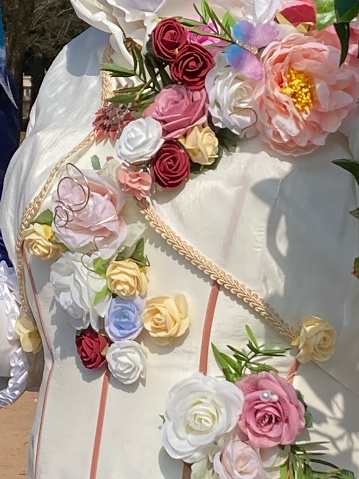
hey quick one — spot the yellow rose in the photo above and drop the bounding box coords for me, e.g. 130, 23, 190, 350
292, 316, 337, 364
22, 223, 61, 260
106, 259, 148, 298
15, 313, 42, 353
143, 294, 190, 346
180, 126, 219, 165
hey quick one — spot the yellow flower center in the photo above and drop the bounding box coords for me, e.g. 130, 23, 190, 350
281, 68, 315, 114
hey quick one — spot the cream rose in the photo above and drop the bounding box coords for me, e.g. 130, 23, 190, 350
180, 126, 219, 166
22, 224, 61, 261
293, 316, 337, 363
106, 340, 147, 385
106, 259, 148, 299
15, 313, 42, 353
142, 294, 189, 345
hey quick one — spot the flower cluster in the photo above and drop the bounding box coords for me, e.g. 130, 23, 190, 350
161, 326, 350, 479
24, 160, 190, 386
98, 0, 359, 196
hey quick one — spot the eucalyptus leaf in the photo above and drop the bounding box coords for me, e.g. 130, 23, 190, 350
333, 159, 359, 184
313, 0, 337, 29
32, 209, 54, 226
91, 155, 101, 171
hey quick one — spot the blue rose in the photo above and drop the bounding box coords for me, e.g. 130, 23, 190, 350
105, 296, 144, 342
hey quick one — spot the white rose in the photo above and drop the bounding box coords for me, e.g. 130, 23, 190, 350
106, 340, 147, 385
242, 0, 281, 24
206, 55, 257, 138
261, 446, 289, 479
161, 373, 244, 463
116, 117, 164, 165
50, 252, 111, 330
191, 458, 219, 479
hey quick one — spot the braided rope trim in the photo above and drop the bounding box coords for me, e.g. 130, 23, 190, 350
139, 199, 299, 343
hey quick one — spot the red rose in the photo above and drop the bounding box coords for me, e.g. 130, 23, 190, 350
75, 328, 110, 369
152, 18, 189, 62
170, 43, 215, 91
152, 141, 191, 188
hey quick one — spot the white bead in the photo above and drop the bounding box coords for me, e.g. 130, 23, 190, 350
270, 394, 279, 402
260, 390, 271, 401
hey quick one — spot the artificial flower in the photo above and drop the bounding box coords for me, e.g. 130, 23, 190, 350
278, 0, 316, 26
105, 296, 144, 342
161, 373, 244, 463
226, 21, 278, 80
75, 328, 110, 369
293, 316, 337, 363
15, 313, 42, 353
205, 55, 257, 137
180, 126, 219, 166
52, 170, 127, 259
192, 458, 219, 479
152, 18, 189, 61
93, 102, 134, 142
213, 429, 266, 479
106, 340, 147, 385
116, 117, 164, 165
143, 85, 208, 139
188, 21, 224, 51
255, 33, 359, 156
50, 252, 111, 331
142, 294, 189, 345
170, 43, 215, 91
106, 259, 148, 299
237, 371, 305, 448
151, 141, 191, 188
117, 164, 152, 200
242, 0, 282, 25
22, 223, 61, 261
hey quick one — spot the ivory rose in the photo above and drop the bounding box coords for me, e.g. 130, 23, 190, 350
293, 316, 337, 363
142, 294, 189, 345
255, 33, 359, 156
15, 313, 42, 353
22, 224, 61, 260
117, 164, 152, 200
143, 85, 208, 139
161, 373, 244, 463
106, 259, 148, 299
237, 372, 305, 448
52, 171, 127, 259
107, 340, 147, 385
180, 126, 219, 166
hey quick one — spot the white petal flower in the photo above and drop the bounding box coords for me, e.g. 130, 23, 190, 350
242, 0, 282, 24
107, 340, 147, 385
116, 117, 164, 165
206, 55, 258, 138
50, 252, 111, 330
162, 373, 244, 463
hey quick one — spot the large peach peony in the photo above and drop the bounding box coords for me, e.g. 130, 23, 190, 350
255, 33, 359, 156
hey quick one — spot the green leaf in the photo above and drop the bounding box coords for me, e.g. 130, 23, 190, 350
334, 22, 350, 65
353, 257, 359, 279
102, 62, 135, 77
94, 285, 111, 306
130, 238, 148, 267
179, 18, 207, 27
91, 155, 101, 171
109, 94, 137, 104
349, 207, 359, 219
93, 257, 110, 277
335, 0, 359, 22
305, 409, 314, 428
313, 0, 337, 29
200, 0, 210, 22
144, 54, 161, 91
217, 127, 238, 151
212, 343, 232, 375
333, 159, 359, 184
32, 209, 54, 226
222, 11, 236, 30
245, 325, 259, 348
132, 45, 147, 81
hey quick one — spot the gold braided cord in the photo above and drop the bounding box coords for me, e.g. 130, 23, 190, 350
139, 200, 299, 343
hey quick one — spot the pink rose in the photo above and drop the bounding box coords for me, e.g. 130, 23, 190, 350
188, 21, 224, 53
52, 171, 127, 258
237, 372, 305, 448
117, 164, 152, 200
279, 0, 316, 25
143, 85, 208, 139
255, 33, 359, 156
213, 430, 265, 479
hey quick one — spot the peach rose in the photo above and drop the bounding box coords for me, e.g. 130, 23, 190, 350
293, 316, 337, 363
117, 164, 152, 200
22, 224, 61, 260
255, 33, 359, 156
106, 259, 148, 299
15, 313, 42, 353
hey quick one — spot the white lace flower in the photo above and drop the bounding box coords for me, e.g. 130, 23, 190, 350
107, 341, 147, 385
116, 117, 164, 165
50, 252, 111, 331
162, 373, 244, 463
206, 55, 257, 138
